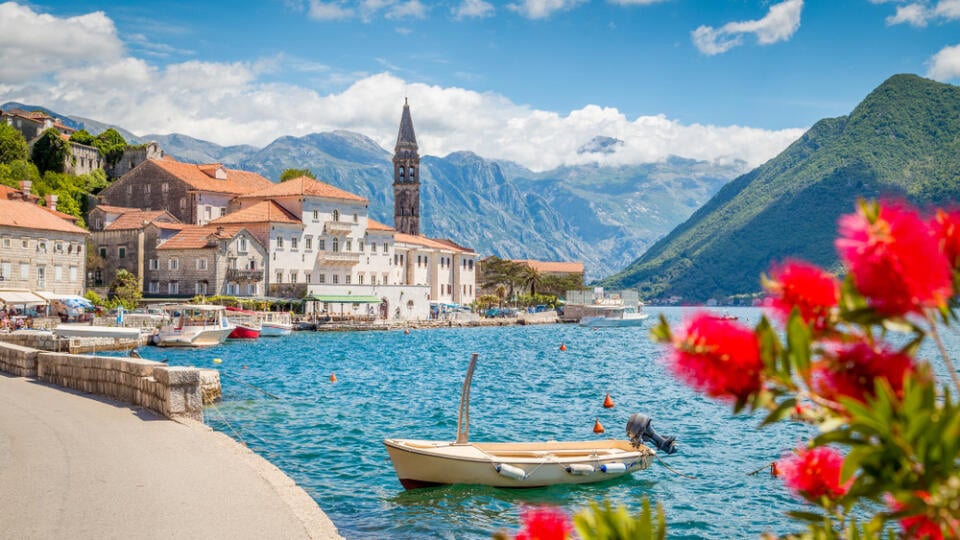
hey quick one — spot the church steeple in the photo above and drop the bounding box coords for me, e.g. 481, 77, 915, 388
393, 98, 420, 235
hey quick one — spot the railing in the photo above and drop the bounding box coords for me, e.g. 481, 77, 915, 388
226, 269, 264, 282
316, 251, 360, 266
324, 220, 353, 234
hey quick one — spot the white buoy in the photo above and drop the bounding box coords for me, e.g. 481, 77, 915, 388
600, 462, 627, 473
495, 463, 526, 480
565, 464, 595, 475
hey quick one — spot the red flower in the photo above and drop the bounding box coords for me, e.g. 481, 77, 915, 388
836, 201, 952, 316
887, 492, 958, 540
514, 507, 571, 540
812, 342, 914, 404
933, 209, 960, 270
778, 446, 850, 501
669, 312, 763, 400
765, 260, 839, 330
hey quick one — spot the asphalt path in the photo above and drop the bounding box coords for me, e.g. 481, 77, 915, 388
0, 373, 342, 540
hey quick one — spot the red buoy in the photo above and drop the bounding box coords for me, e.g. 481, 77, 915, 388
593, 418, 605, 434
330, 372, 337, 383
603, 393, 615, 408
770, 462, 779, 477
559, 343, 567, 351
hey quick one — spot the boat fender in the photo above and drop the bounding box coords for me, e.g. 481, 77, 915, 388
565, 464, 595, 475
600, 462, 627, 473
495, 463, 526, 480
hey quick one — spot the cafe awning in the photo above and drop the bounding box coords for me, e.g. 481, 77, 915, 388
0, 290, 47, 305
304, 294, 382, 304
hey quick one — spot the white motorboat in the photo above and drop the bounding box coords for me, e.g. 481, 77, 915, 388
154, 305, 235, 347
579, 310, 650, 328
384, 354, 677, 489
258, 310, 293, 337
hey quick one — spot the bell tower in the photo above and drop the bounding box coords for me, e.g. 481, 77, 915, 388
393, 98, 420, 236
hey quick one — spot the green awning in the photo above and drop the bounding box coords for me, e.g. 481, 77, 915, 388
304, 294, 383, 304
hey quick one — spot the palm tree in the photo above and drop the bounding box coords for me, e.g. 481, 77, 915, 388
519, 266, 543, 297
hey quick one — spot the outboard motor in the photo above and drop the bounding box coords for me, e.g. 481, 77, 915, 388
626, 413, 678, 455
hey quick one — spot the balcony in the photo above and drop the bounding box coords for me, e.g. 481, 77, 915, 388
324, 220, 353, 234
316, 251, 360, 266
226, 269, 264, 282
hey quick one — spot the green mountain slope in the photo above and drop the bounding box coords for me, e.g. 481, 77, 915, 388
600, 74, 960, 301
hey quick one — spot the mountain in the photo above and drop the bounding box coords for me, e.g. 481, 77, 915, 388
600, 74, 960, 301
1, 102, 743, 280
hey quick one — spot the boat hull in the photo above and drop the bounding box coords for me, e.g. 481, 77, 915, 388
384, 438, 654, 489
155, 326, 234, 347
228, 324, 261, 339
580, 314, 650, 327
259, 322, 293, 337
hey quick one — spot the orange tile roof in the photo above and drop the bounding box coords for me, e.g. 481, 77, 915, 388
0, 199, 88, 235
366, 218, 395, 232
91, 204, 142, 214
157, 224, 250, 250
104, 210, 178, 231
209, 200, 300, 225
237, 176, 367, 203
149, 158, 274, 195
395, 232, 474, 253
0, 185, 18, 197
44, 207, 79, 223
514, 259, 585, 274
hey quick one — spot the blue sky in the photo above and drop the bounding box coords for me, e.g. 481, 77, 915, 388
1, 0, 959, 171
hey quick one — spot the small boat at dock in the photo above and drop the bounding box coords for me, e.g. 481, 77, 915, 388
225, 307, 261, 339
153, 305, 235, 347
258, 310, 293, 337
384, 353, 677, 489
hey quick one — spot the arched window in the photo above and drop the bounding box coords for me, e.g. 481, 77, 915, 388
333, 237, 340, 253
333, 209, 340, 222
399, 166, 405, 181
410, 167, 416, 181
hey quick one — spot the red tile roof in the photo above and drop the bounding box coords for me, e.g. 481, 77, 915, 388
157, 224, 249, 250
0, 199, 88, 235
395, 232, 474, 253
209, 200, 300, 225
91, 204, 142, 215
237, 176, 367, 203
514, 260, 585, 274
149, 158, 274, 195
366, 218, 395, 232
104, 210, 178, 231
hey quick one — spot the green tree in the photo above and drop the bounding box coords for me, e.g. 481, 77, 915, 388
93, 128, 127, 168
280, 168, 315, 181
480, 257, 527, 303
108, 269, 142, 310
0, 123, 28, 164
69, 129, 96, 146
519, 265, 543, 297
0, 159, 40, 189
31, 128, 69, 175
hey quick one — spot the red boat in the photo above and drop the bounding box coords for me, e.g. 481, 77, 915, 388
225, 306, 262, 339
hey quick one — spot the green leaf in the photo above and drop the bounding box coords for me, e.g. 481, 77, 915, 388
761, 397, 797, 427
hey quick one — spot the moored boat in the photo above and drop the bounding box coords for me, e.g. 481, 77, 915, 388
225, 307, 261, 339
258, 310, 293, 337
154, 305, 235, 347
384, 354, 677, 489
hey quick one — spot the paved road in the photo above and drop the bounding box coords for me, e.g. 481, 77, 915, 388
0, 374, 343, 540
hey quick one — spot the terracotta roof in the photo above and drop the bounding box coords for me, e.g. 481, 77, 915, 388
0, 185, 18, 197
0, 199, 88, 235
395, 232, 473, 253
514, 260, 585, 274
366, 218, 395, 232
209, 200, 300, 225
91, 204, 142, 215
157, 224, 248, 250
104, 210, 178, 231
237, 176, 367, 203
149, 158, 274, 195
44, 207, 79, 223
152, 222, 189, 231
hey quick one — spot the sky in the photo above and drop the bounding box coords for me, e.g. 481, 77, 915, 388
1, 0, 959, 172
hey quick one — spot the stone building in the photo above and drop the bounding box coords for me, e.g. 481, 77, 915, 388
86, 208, 184, 290
153, 225, 267, 298
108, 142, 164, 179
98, 157, 274, 226
0, 197, 88, 295
1, 108, 75, 141
393, 99, 420, 236
66, 141, 106, 176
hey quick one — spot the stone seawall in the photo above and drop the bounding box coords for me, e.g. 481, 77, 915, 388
0, 330, 150, 354
0, 342, 210, 421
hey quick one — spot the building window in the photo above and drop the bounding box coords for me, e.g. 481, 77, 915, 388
345, 239, 352, 252
305, 237, 312, 251
195, 282, 208, 295
1, 237, 9, 248
55, 242, 63, 253
127, 185, 133, 195
54, 265, 62, 281
180, 198, 186, 210
291, 237, 298, 251
468, 260, 474, 270
220, 208, 226, 217
353, 213, 358, 223
69, 266, 77, 281
332, 238, 339, 253
204, 207, 211, 220
168, 258, 179, 270
290, 271, 297, 284
247, 283, 257, 296
149, 281, 159, 293
312, 209, 319, 222
382, 273, 389, 285
37, 240, 47, 253
144, 184, 151, 194
99, 247, 107, 258
20, 263, 28, 280
36, 266, 45, 288
318, 274, 325, 284
196, 258, 208, 270
168, 281, 179, 295
149, 259, 159, 270
332, 274, 339, 284
162, 182, 169, 193
276, 271, 283, 284
318, 239, 325, 251
1, 262, 10, 280
345, 275, 351, 285
359, 241, 364, 252
305, 273, 311, 284
358, 274, 364, 285
118, 247, 126, 259
383, 242, 388, 253
277, 236, 284, 250
333, 209, 340, 222
239, 238, 248, 253
371, 242, 377, 253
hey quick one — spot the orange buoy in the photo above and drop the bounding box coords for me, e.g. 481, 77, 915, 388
603, 393, 615, 408
770, 462, 779, 477
330, 372, 337, 383
559, 343, 567, 351
593, 418, 605, 434
242, 365, 248, 370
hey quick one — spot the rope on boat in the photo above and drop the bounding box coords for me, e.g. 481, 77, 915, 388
654, 455, 696, 479
219, 371, 280, 400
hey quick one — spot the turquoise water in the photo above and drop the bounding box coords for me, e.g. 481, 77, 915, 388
128, 307, 956, 539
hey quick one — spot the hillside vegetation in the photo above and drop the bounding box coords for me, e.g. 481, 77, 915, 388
600, 74, 960, 301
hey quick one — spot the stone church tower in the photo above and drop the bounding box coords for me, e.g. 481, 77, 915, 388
393, 98, 420, 236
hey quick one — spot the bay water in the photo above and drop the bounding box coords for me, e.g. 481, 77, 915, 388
130, 306, 958, 539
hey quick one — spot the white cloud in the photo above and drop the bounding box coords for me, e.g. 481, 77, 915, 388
692, 0, 803, 55
308, 0, 354, 20
607, 0, 668, 5
0, 2, 804, 173
926, 43, 960, 80
385, 0, 427, 19
453, 0, 495, 19
507, 0, 588, 19
882, 0, 960, 26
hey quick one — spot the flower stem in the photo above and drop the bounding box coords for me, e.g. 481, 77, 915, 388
926, 313, 960, 395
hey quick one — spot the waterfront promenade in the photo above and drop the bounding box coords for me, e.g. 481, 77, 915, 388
0, 374, 342, 540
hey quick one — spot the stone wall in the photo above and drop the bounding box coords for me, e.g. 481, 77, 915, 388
0, 330, 149, 353
0, 342, 209, 421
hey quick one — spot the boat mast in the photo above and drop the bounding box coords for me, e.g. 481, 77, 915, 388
456, 353, 479, 444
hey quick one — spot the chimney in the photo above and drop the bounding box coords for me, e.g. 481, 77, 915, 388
216, 226, 225, 236
45, 194, 58, 212
19, 180, 32, 198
